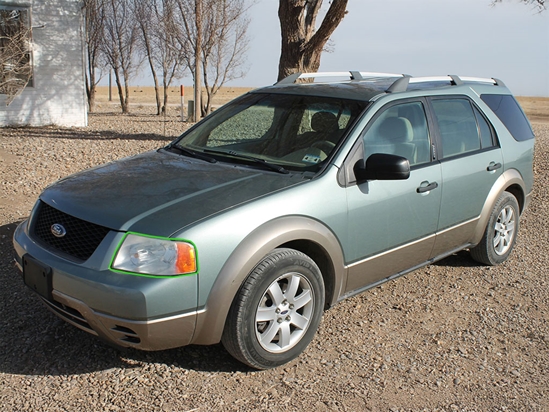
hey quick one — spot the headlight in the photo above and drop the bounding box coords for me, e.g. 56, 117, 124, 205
111, 233, 197, 276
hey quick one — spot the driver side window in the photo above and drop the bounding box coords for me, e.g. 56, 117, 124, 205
362, 101, 431, 166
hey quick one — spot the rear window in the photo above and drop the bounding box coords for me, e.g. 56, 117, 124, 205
480, 94, 534, 141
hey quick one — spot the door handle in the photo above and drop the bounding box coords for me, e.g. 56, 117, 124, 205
417, 181, 438, 193
487, 162, 502, 172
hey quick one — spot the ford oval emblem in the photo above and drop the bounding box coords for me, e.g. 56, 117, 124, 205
51, 223, 67, 238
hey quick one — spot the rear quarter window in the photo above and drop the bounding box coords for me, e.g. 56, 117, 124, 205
480, 94, 534, 142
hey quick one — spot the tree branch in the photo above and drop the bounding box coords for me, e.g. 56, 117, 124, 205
304, 0, 348, 55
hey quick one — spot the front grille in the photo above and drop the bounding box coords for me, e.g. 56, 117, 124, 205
32, 201, 111, 262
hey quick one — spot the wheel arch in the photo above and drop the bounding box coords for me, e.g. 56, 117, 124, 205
190, 216, 346, 345
471, 168, 526, 246
279, 239, 337, 310
504, 183, 526, 214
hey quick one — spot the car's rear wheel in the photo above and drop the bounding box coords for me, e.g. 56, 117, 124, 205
470, 191, 520, 265
222, 248, 325, 369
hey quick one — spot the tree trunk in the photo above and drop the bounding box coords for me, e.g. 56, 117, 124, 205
277, 0, 348, 82
163, 87, 169, 114
123, 79, 130, 114
112, 67, 128, 113
152, 73, 161, 115
88, 86, 97, 113
162, 76, 170, 114
194, 0, 203, 122
85, 62, 98, 112
144, 41, 162, 115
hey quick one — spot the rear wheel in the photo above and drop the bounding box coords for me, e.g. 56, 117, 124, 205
470, 192, 520, 265
222, 248, 325, 369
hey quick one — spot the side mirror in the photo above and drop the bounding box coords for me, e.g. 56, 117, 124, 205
354, 153, 410, 183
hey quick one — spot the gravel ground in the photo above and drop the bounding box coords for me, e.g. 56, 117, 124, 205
0, 107, 548, 411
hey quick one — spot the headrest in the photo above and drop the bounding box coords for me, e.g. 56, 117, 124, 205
311, 111, 338, 132
378, 117, 413, 143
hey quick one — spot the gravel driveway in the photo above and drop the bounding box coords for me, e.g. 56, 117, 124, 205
1, 108, 548, 411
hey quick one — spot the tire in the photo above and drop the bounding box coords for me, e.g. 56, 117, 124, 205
470, 192, 520, 266
222, 248, 325, 370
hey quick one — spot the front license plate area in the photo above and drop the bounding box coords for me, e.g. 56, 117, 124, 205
23, 255, 53, 300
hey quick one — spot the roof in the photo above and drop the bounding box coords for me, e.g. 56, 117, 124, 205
251, 71, 507, 102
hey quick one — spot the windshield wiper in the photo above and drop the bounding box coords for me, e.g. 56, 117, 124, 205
204, 149, 289, 174
166, 145, 217, 163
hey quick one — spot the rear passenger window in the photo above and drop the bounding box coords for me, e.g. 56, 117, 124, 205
431, 98, 482, 158
481, 94, 534, 141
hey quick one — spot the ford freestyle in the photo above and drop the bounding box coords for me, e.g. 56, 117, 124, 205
13, 72, 535, 369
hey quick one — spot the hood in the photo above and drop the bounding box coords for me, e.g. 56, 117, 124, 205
40, 150, 304, 236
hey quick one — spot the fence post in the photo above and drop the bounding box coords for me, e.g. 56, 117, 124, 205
180, 85, 185, 121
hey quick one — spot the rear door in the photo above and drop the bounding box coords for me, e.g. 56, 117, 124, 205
428, 97, 504, 257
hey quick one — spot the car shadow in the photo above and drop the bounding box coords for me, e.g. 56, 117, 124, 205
0, 221, 252, 376
432, 250, 480, 268
1, 124, 178, 143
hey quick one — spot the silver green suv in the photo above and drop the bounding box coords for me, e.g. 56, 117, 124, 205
14, 72, 535, 369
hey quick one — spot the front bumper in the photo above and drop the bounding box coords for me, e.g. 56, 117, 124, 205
13, 220, 199, 351
40, 289, 197, 350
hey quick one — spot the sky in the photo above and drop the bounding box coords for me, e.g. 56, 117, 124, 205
222, 0, 549, 96
130, 0, 549, 96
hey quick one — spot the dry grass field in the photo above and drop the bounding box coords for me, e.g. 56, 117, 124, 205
95, 86, 549, 123
95, 85, 255, 107
516, 96, 549, 123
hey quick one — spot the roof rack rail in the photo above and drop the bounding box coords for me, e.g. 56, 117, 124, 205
275, 71, 405, 85
274, 72, 505, 91
386, 75, 505, 93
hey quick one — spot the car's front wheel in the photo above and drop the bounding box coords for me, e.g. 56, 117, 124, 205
470, 191, 520, 265
222, 248, 325, 369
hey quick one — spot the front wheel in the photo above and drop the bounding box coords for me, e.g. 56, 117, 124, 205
222, 248, 325, 369
470, 192, 520, 265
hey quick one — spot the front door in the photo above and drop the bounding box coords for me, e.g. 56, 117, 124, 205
343, 100, 442, 294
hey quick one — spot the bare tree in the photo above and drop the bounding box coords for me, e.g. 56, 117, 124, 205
173, 0, 250, 118
0, 8, 32, 106
155, 0, 188, 114
134, 0, 186, 115
492, 0, 546, 11
277, 0, 348, 81
276, 0, 545, 83
102, 0, 141, 113
134, 0, 162, 115
83, 0, 107, 112
201, 0, 249, 115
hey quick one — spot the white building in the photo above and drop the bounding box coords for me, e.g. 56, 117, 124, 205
0, 0, 87, 127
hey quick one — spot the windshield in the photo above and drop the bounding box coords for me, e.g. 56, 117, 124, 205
174, 93, 368, 172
